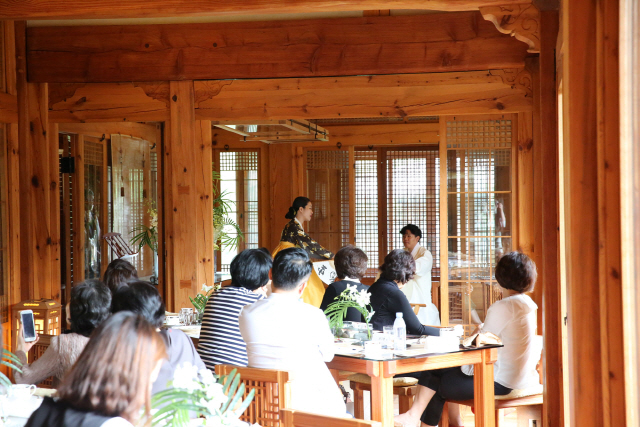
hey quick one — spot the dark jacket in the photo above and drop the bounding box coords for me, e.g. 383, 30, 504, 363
368, 278, 440, 336
320, 280, 368, 322
26, 397, 116, 427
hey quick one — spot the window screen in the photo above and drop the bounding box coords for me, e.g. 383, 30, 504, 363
445, 119, 513, 334
218, 151, 259, 272
306, 150, 350, 255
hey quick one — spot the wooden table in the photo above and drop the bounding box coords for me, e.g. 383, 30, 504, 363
327, 346, 499, 427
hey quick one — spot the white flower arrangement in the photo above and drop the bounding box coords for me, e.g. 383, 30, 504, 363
324, 285, 375, 339
151, 363, 255, 427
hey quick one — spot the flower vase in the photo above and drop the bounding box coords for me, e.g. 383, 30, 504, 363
151, 251, 159, 285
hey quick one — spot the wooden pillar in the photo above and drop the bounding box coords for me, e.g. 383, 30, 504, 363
562, 0, 625, 425
538, 10, 564, 427
268, 144, 296, 250
165, 81, 214, 312
15, 21, 58, 301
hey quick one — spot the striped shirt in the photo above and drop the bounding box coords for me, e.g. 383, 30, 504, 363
197, 286, 263, 369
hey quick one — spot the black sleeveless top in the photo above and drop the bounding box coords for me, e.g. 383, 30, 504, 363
26, 397, 116, 427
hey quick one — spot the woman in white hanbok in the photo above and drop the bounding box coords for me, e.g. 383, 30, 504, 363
400, 224, 441, 326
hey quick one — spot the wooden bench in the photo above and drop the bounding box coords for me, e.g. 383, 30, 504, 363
348, 374, 419, 419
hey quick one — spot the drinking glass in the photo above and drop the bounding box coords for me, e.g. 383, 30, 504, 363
180, 308, 194, 326
383, 326, 394, 349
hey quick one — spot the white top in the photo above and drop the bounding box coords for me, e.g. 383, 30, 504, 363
401, 243, 440, 325
462, 294, 541, 390
102, 417, 134, 427
239, 293, 347, 417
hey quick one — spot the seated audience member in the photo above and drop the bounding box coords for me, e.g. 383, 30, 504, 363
198, 248, 272, 370
239, 247, 347, 417
319, 245, 369, 322
103, 259, 138, 294
16, 280, 111, 387
394, 252, 540, 427
111, 281, 206, 394
26, 312, 166, 427
369, 249, 440, 336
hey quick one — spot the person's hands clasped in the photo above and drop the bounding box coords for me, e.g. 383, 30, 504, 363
17, 323, 39, 354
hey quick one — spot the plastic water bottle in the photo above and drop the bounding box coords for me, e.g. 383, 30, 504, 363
393, 312, 406, 351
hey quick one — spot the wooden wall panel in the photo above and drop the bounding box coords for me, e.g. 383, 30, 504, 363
0, 0, 531, 20
59, 122, 159, 143
165, 81, 214, 311
194, 71, 533, 121
26, 13, 528, 83
71, 134, 85, 286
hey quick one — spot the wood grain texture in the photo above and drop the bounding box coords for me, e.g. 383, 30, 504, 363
1, 0, 533, 20
17, 20, 58, 300
195, 71, 532, 121
473, 349, 496, 427
26, 13, 528, 83
268, 144, 295, 250
538, 10, 563, 427
0, 92, 17, 123
48, 83, 169, 123
58, 122, 159, 143
71, 135, 85, 285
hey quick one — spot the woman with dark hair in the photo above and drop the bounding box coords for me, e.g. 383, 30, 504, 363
198, 248, 272, 370
320, 245, 369, 322
368, 250, 440, 336
103, 258, 138, 294
111, 281, 205, 394
273, 196, 334, 306
26, 311, 167, 427
15, 280, 112, 387
395, 252, 540, 427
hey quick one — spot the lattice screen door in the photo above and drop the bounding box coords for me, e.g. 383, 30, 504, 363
439, 115, 517, 331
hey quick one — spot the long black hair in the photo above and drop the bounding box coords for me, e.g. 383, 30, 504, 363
284, 196, 311, 220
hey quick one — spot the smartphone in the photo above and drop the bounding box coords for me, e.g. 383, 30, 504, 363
20, 310, 37, 343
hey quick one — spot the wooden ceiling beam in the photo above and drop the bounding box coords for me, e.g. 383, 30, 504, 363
26, 12, 529, 83
3, 0, 532, 20
194, 70, 533, 120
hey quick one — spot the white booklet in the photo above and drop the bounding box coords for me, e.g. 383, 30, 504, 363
313, 261, 337, 285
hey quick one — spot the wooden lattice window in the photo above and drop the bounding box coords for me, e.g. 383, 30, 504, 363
443, 118, 514, 334
217, 150, 259, 272
305, 150, 350, 254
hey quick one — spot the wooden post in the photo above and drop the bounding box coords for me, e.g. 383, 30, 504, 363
538, 10, 564, 427
562, 0, 625, 425
15, 21, 58, 301
164, 81, 214, 311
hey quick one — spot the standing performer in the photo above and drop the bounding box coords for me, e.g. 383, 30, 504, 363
400, 224, 440, 325
273, 197, 334, 307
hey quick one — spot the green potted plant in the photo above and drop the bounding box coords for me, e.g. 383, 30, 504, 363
212, 171, 243, 253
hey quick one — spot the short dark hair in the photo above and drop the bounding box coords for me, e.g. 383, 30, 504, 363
69, 280, 112, 337
334, 246, 368, 280
103, 259, 138, 294
400, 224, 422, 240
272, 247, 312, 291
285, 196, 311, 220
111, 281, 166, 328
230, 248, 273, 291
495, 252, 537, 293
379, 249, 415, 284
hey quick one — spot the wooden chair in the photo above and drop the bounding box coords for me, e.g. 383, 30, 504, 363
410, 303, 426, 315
216, 364, 292, 427
348, 374, 418, 419
102, 232, 138, 259
440, 335, 544, 427
280, 408, 381, 427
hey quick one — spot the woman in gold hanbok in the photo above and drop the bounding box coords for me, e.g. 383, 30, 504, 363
272, 197, 334, 306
